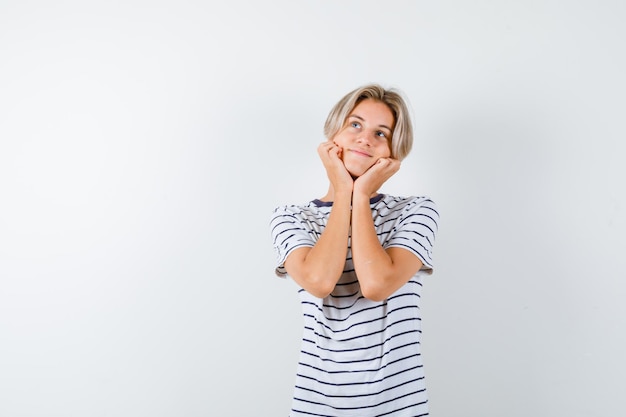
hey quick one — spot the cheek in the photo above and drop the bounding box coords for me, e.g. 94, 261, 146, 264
331, 131, 348, 145
381, 143, 392, 158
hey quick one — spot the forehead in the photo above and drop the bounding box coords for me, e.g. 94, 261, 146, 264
349, 99, 395, 128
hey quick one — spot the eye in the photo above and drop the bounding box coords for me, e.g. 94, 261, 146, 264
351, 121, 361, 129
376, 131, 387, 138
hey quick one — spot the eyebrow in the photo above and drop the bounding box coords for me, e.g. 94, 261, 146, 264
348, 114, 392, 132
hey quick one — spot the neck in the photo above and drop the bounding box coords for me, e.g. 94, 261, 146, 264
319, 184, 335, 202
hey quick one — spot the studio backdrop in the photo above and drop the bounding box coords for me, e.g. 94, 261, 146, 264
1, 1, 625, 416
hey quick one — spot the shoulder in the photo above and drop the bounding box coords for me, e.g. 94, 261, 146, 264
270, 201, 328, 223
271, 200, 323, 214
376, 194, 439, 217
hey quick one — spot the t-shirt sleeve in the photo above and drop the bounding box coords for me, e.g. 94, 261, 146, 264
269, 205, 316, 278
384, 197, 439, 274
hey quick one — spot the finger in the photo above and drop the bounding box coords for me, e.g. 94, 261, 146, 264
318, 142, 337, 157
378, 158, 399, 170
371, 158, 390, 170
325, 143, 338, 154
319, 140, 335, 148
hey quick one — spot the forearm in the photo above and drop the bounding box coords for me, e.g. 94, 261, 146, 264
289, 191, 352, 297
350, 193, 396, 298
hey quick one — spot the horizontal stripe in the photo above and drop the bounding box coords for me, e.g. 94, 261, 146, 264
297, 358, 423, 381
292, 388, 427, 411
295, 375, 426, 399
305, 317, 421, 343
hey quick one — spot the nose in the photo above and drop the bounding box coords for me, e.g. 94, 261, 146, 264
356, 132, 372, 146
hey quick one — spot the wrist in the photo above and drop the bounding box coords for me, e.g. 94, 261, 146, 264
352, 182, 373, 198
351, 190, 373, 204
333, 189, 353, 203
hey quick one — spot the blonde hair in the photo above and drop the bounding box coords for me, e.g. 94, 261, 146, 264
323, 84, 413, 160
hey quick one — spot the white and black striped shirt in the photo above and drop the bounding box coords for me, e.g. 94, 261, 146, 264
270, 194, 439, 417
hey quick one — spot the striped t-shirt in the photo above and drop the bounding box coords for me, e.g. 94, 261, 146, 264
270, 194, 439, 417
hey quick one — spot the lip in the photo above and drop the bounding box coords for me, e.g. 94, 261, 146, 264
349, 148, 372, 158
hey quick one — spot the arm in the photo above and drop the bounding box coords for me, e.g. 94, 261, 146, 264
284, 195, 351, 298
283, 142, 353, 298
351, 158, 423, 301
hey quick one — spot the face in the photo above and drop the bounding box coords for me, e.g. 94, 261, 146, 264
332, 99, 395, 177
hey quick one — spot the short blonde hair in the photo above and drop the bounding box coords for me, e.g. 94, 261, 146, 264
323, 84, 413, 160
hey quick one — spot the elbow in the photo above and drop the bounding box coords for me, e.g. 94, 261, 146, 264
306, 283, 335, 299
299, 274, 337, 299
360, 283, 390, 302
308, 287, 333, 299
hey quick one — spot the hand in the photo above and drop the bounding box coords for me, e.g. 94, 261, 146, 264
353, 157, 400, 197
317, 141, 353, 194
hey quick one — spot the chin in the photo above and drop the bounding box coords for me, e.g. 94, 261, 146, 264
345, 166, 364, 178
345, 162, 373, 179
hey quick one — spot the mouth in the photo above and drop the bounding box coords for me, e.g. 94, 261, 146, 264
349, 148, 372, 158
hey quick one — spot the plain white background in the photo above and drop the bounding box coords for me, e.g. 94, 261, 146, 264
1, 1, 625, 416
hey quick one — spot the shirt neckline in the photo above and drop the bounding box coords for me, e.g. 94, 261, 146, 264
312, 193, 385, 207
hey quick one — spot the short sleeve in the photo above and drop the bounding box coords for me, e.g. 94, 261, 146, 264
269, 205, 317, 277
384, 197, 439, 274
